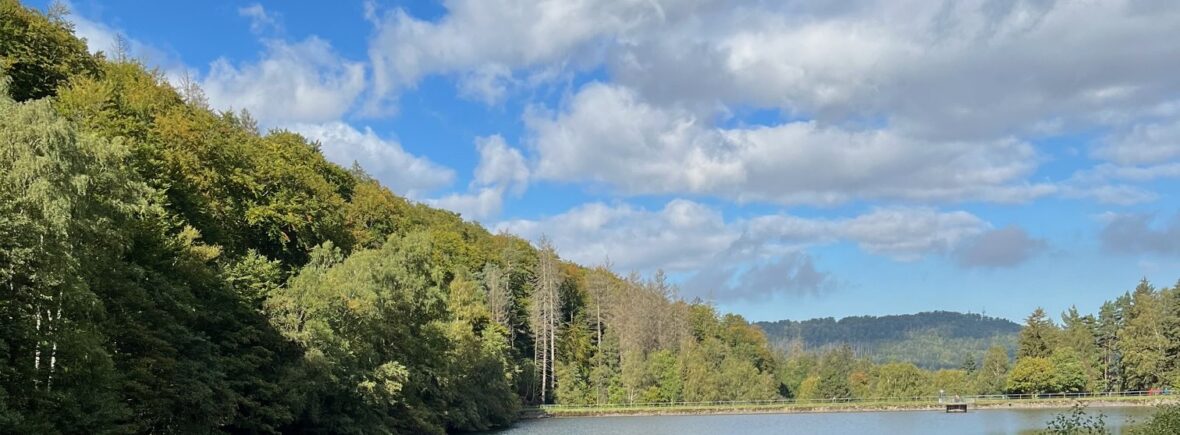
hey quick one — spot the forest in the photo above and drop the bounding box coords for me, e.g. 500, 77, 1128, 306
0, 2, 780, 433
3, 3, 1180, 434
757, 311, 1020, 369
771, 278, 1180, 401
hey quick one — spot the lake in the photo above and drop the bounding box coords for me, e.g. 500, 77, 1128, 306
494, 407, 1154, 434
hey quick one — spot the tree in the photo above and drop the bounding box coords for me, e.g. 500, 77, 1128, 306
976, 345, 1011, 395
1060, 306, 1101, 390
815, 346, 855, 399
1096, 299, 1126, 391
0, 0, 100, 101
1007, 357, 1056, 395
1119, 279, 1168, 390
960, 354, 978, 374
1050, 347, 1089, 394
933, 370, 974, 396
873, 363, 930, 399
481, 263, 512, 329
530, 237, 561, 403
0, 78, 132, 432
1018, 308, 1059, 359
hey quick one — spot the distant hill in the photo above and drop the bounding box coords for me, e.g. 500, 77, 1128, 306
755, 311, 1020, 369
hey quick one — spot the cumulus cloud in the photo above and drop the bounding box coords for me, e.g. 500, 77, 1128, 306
290, 122, 454, 197
202, 37, 366, 126
430, 188, 506, 221
362, 0, 1180, 205
457, 64, 515, 105
365, 0, 663, 105
428, 135, 530, 220
953, 226, 1047, 268
526, 83, 1051, 205
369, 0, 1180, 139
496, 200, 997, 301
747, 207, 990, 261
684, 252, 833, 302
473, 135, 530, 194
1094, 117, 1180, 165
1100, 212, 1180, 256
496, 199, 737, 272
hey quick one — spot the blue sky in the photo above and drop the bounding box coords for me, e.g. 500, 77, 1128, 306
40, 0, 1180, 322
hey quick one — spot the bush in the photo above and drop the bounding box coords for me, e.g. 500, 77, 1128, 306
1129, 405, 1180, 435
1042, 403, 1108, 435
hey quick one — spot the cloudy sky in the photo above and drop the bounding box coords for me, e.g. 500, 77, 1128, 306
46, 0, 1180, 322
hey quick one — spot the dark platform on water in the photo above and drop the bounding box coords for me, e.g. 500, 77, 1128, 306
945, 404, 968, 413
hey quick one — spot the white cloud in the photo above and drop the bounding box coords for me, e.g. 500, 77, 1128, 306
65, 6, 188, 79
473, 135, 529, 193
365, 0, 664, 105
430, 188, 505, 221
290, 122, 454, 197
526, 83, 1052, 205
1094, 116, 1180, 165
457, 64, 514, 105
202, 37, 366, 126
496, 199, 737, 273
427, 135, 530, 220
239, 4, 281, 35
368, 0, 1180, 140
747, 207, 989, 261
496, 199, 999, 300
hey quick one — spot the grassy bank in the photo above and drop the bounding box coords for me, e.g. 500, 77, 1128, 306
529, 396, 1180, 418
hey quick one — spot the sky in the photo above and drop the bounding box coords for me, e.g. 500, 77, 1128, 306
36, 0, 1180, 323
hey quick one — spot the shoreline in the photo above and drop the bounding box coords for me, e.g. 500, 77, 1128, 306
527, 397, 1179, 419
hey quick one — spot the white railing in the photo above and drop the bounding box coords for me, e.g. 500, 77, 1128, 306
533, 390, 1176, 410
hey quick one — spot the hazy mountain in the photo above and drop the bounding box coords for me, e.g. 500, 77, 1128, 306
755, 311, 1020, 369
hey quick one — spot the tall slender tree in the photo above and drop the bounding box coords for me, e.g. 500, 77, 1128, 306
531, 237, 561, 403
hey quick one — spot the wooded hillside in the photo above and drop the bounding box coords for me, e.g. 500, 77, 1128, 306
756, 311, 1020, 369
0, 2, 779, 433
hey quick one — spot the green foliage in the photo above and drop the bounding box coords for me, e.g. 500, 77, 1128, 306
1043, 403, 1109, 435
872, 363, 930, 399
1050, 347, 1089, 394
976, 345, 1011, 395
1119, 279, 1169, 390
1129, 405, 1180, 435
814, 346, 855, 399
932, 370, 973, 396
1007, 357, 1056, 395
758, 311, 1019, 369
1018, 308, 1059, 359
0, 0, 100, 101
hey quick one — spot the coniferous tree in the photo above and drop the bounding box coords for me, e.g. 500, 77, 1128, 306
1018, 308, 1058, 359
1118, 279, 1168, 390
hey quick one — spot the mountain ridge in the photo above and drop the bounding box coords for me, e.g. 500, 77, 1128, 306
755, 310, 1020, 369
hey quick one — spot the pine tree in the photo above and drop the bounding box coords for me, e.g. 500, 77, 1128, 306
1018, 308, 1058, 358
1118, 279, 1168, 390
960, 354, 978, 374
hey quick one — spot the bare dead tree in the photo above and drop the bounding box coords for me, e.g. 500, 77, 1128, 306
530, 236, 561, 403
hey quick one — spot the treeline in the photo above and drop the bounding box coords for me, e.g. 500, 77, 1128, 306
757, 311, 1019, 369
775, 343, 1011, 400
0, 2, 779, 433
1007, 278, 1180, 395
773, 278, 1180, 401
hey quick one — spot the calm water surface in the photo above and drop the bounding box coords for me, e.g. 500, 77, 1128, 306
495, 407, 1153, 434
